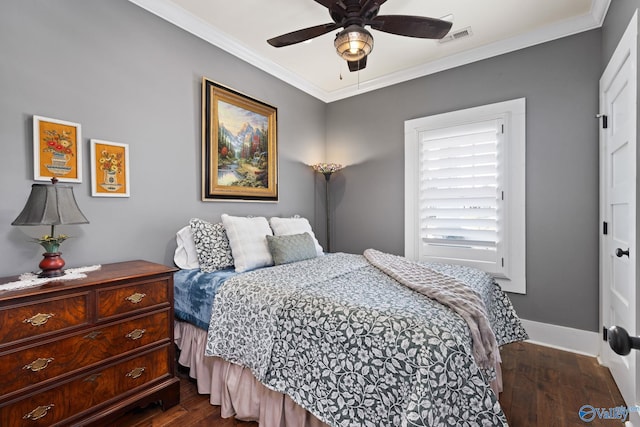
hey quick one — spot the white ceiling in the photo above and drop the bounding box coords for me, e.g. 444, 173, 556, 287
129, 0, 610, 103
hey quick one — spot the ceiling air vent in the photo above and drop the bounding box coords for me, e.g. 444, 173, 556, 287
439, 27, 473, 44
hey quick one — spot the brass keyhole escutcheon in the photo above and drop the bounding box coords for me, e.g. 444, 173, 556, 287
83, 373, 102, 383
84, 330, 102, 340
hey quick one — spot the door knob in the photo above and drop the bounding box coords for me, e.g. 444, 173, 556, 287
608, 326, 640, 355
615, 248, 630, 258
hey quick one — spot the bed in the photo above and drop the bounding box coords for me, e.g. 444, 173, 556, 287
172, 215, 528, 427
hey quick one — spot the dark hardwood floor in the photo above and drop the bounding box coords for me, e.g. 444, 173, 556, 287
499, 342, 625, 426
116, 342, 625, 427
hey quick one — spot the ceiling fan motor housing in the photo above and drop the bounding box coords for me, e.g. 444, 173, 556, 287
334, 25, 373, 61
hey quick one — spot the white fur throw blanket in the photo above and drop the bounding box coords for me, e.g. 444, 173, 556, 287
363, 248, 499, 369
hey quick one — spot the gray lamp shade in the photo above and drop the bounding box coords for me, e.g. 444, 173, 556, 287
12, 183, 89, 226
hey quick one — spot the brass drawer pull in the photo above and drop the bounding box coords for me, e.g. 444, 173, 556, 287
23, 404, 54, 421
23, 357, 54, 372
125, 293, 146, 304
125, 328, 146, 340
126, 367, 146, 379
84, 330, 102, 340
23, 313, 54, 327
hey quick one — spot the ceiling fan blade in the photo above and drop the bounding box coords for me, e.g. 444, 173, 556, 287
267, 23, 339, 47
347, 55, 367, 72
370, 15, 452, 39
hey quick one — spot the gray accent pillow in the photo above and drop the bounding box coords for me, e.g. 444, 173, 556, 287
189, 218, 234, 272
266, 232, 317, 266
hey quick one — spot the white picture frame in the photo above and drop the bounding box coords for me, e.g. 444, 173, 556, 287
33, 115, 82, 183
90, 139, 130, 197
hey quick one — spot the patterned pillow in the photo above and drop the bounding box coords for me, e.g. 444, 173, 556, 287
189, 218, 234, 272
266, 232, 317, 265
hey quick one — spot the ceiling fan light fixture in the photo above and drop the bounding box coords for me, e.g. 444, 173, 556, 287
334, 25, 373, 61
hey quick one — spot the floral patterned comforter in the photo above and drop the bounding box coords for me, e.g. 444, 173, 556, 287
205, 253, 527, 427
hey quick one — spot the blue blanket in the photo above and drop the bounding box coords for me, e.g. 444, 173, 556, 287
173, 268, 237, 330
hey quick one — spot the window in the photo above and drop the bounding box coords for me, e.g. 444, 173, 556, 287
404, 98, 526, 294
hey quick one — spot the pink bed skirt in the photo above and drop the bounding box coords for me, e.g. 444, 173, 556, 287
174, 320, 328, 426
174, 320, 502, 426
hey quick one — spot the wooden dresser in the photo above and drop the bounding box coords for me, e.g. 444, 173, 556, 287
0, 260, 180, 427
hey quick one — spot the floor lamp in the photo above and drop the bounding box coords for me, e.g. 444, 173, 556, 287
312, 163, 343, 253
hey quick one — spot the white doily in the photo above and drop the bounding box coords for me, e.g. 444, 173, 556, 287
0, 265, 102, 292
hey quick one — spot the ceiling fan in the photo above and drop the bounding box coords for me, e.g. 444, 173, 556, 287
267, 0, 453, 72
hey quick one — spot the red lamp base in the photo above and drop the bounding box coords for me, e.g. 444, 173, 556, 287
39, 253, 66, 278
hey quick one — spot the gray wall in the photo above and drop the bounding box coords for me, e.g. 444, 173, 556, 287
602, 1, 639, 65
0, 0, 326, 277
326, 30, 602, 331
2, 0, 638, 334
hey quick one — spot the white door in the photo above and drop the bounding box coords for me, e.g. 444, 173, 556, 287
600, 11, 638, 425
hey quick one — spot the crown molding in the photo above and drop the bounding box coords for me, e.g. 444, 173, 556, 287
323, 0, 610, 102
127, 0, 328, 100
129, 0, 610, 104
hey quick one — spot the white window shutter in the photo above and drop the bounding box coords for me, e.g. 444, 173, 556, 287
418, 119, 504, 267
405, 98, 526, 293
419, 120, 502, 245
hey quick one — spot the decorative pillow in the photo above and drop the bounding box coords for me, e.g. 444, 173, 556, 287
268, 216, 324, 256
266, 233, 317, 266
189, 218, 234, 272
173, 225, 200, 270
221, 214, 273, 273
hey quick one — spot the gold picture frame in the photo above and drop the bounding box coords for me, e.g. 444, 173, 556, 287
90, 139, 130, 197
33, 115, 82, 183
202, 78, 278, 201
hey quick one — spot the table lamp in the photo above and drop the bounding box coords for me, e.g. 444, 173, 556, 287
12, 178, 89, 278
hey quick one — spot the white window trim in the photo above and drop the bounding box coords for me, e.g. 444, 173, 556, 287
404, 98, 526, 294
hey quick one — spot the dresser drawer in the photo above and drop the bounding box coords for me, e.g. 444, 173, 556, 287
97, 278, 169, 320
0, 310, 170, 398
0, 293, 89, 347
0, 345, 171, 427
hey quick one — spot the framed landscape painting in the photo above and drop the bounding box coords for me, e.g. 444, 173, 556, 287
202, 78, 278, 201
90, 139, 130, 197
33, 115, 82, 183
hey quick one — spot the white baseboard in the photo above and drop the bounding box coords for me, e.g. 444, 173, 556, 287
520, 319, 601, 357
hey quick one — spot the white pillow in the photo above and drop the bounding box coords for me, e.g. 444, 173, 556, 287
269, 216, 324, 256
221, 214, 274, 273
173, 225, 200, 269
